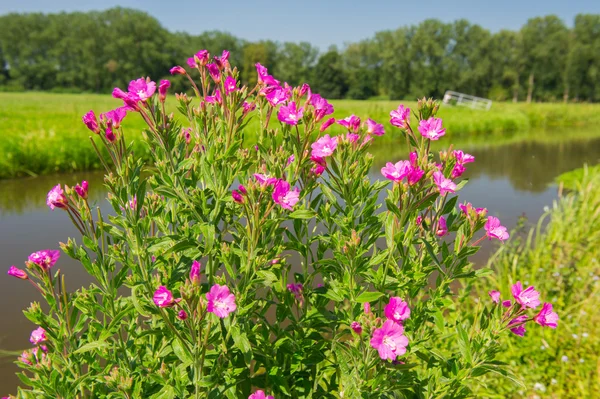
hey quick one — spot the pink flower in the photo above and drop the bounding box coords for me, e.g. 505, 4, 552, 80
485, 216, 509, 241
190, 260, 201, 285
366, 118, 385, 136
311, 134, 338, 158
256, 63, 279, 86
287, 283, 303, 294
205, 89, 222, 105
436, 216, 448, 237
242, 101, 256, 115
74, 180, 88, 199
534, 303, 559, 328
454, 150, 475, 164
254, 173, 278, 187
182, 128, 192, 144
459, 202, 487, 217
320, 117, 336, 132
158, 80, 170, 102
187, 50, 209, 68
248, 390, 274, 399
511, 281, 541, 309
232, 190, 244, 203
19, 350, 32, 365
222, 76, 237, 95
170, 66, 186, 75
30, 327, 47, 345
381, 161, 410, 182
488, 290, 501, 304
502, 300, 512, 308
364, 302, 371, 314
272, 179, 300, 210
407, 167, 424, 185
508, 315, 528, 337
105, 126, 116, 142
206, 63, 221, 83
418, 117, 446, 140
433, 171, 457, 195
309, 94, 334, 122
384, 297, 411, 323
7, 265, 28, 280
451, 163, 466, 179
299, 83, 310, 97
370, 320, 409, 360
128, 78, 156, 102
82, 110, 100, 133
100, 106, 128, 129
390, 105, 410, 129
214, 50, 230, 69
337, 115, 361, 133
153, 286, 178, 308
264, 85, 289, 106
346, 133, 360, 143
177, 310, 188, 320
28, 250, 60, 270
277, 102, 304, 125
46, 184, 68, 210
351, 321, 362, 334
239, 185, 248, 195
206, 284, 237, 318
286, 155, 295, 166
311, 164, 325, 176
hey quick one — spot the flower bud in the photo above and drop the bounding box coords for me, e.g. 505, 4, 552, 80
159, 80, 170, 102
7, 266, 28, 280
170, 66, 186, 75
177, 310, 188, 320
74, 180, 88, 199
190, 260, 201, 285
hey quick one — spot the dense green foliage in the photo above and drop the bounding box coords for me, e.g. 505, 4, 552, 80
1, 8, 600, 101
466, 166, 600, 398
2, 92, 600, 180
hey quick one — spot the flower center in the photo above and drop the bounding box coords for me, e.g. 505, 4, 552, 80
383, 336, 396, 351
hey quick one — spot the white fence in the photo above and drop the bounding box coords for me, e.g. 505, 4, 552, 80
442, 90, 492, 111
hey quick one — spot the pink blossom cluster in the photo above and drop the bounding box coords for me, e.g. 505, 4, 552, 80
247, 174, 301, 211
489, 281, 558, 337
368, 297, 411, 361
152, 261, 237, 319
381, 152, 424, 186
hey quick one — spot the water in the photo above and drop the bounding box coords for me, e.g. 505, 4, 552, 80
1, 134, 599, 392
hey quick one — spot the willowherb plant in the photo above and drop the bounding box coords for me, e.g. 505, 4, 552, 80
6, 50, 558, 399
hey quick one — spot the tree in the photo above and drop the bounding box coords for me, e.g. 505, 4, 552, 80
273, 42, 318, 86
311, 48, 348, 99
521, 16, 570, 102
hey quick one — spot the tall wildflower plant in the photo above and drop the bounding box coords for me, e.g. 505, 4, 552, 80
6, 51, 557, 399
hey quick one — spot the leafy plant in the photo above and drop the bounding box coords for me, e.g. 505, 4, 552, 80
5, 50, 557, 399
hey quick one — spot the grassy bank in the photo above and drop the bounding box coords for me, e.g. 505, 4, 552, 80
468, 166, 600, 398
1, 92, 600, 179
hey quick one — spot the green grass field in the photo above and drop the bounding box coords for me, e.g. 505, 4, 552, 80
2, 92, 600, 179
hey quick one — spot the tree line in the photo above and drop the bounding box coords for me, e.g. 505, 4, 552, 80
0, 7, 599, 102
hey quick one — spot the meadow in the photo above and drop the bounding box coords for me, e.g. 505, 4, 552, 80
2, 91, 600, 179
467, 166, 600, 398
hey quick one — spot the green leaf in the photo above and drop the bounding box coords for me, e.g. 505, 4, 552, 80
74, 339, 109, 354
456, 324, 472, 365
355, 291, 384, 303
149, 385, 177, 399
230, 325, 253, 365
289, 209, 317, 219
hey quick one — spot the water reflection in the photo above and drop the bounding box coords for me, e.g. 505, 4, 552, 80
0, 133, 599, 392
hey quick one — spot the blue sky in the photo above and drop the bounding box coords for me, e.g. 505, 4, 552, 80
1, 0, 599, 50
